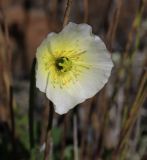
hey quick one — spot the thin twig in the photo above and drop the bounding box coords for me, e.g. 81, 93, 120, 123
63, 0, 72, 27
44, 101, 54, 160
83, 0, 88, 23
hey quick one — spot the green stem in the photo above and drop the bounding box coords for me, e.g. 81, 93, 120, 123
28, 58, 36, 150
44, 101, 54, 160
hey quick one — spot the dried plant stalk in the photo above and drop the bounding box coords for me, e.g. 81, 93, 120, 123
83, 0, 88, 23
63, 0, 72, 27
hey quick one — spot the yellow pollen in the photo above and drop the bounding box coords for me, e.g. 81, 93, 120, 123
46, 50, 90, 89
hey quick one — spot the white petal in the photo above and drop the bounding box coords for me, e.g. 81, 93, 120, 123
61, 22, 92, 38
78, 66, 113, 99
73, 35, 113, 67
73, 36, 113, 99
48, 23, 93, 53
46, 84, 85, 114
36, 63, 49, 92
36, 32, 56, 92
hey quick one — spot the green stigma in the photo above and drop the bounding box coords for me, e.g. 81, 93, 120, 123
55, 57, 72, 72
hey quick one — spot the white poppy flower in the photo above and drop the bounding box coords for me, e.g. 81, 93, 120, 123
36, 22, 113, 114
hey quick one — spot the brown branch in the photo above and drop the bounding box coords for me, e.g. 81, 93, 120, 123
83, 0, 88, 23
63, 0, 73, 27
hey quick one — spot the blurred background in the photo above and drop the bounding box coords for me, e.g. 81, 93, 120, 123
0, 0, 147, 160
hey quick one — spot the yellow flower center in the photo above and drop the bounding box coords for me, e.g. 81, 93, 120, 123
45, 50, 91, 89
55, 57, 72, 72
